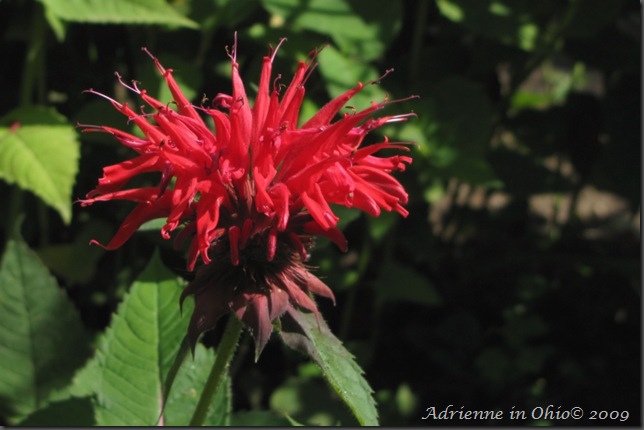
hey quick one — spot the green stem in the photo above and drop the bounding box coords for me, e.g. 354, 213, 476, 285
20, 1, 46, 107
189, 315, 243, 426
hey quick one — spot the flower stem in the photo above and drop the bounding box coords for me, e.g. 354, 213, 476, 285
189, 315, 243, 426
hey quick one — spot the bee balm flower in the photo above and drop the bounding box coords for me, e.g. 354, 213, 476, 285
80, 38, 414, 357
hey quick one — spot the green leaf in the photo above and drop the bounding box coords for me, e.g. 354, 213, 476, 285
279, 308, 379, 426
38, 0, 198, 28
0, 228, 91, 423
0, 106, 80, 224
261, 0, 401, 60
88, 251, 188, 425
84, 251, 231, 426
163, 343, 231, 426
317, 46, 388, 110
43, 4, 67, 42
17, 397, 95, 427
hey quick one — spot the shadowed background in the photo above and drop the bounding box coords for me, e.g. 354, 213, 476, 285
0, 0, 639, 426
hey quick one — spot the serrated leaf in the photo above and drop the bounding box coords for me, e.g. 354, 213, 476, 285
0, 228, 91, 423
89, 251, 188, 425
86, 251, 230, 426
38, 0, 199, 29
279, 308, 378, 426
0, 106, 80, 224
163, 343, 231, 426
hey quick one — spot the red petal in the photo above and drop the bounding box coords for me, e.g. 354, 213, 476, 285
303, 222, 348, 252
302, 82, 364, 129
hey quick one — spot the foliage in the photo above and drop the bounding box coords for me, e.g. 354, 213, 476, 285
0, 0, 639, 426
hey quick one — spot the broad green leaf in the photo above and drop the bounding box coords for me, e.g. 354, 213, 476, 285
38, 0, 198, 28
85, 251, 230, 426
0, 106, 80, 224
279, 308, 378, 426
89, 251, 189, 425
43, 4, 67, 42
163, 343, 231, 426
0, 229, 91, 423
261, 0, 401, 60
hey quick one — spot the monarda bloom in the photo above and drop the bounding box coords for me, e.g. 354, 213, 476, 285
80, 38, 414, 358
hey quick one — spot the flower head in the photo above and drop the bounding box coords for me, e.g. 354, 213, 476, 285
81, 38, 414, 356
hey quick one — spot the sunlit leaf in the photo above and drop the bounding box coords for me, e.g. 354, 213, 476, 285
38, 0, 198, 28
0, 106, 80, 224
88, 251, 189, 425
79, 251, 230, 426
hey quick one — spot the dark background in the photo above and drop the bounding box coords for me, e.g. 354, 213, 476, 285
0, 0, 640, 426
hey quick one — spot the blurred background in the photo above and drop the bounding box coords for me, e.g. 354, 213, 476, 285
0, 0, 640, 426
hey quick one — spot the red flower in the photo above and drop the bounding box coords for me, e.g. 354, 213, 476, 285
81, 38, 414, 356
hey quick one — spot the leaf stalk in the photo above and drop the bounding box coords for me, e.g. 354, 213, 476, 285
189, 315, 243, 426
